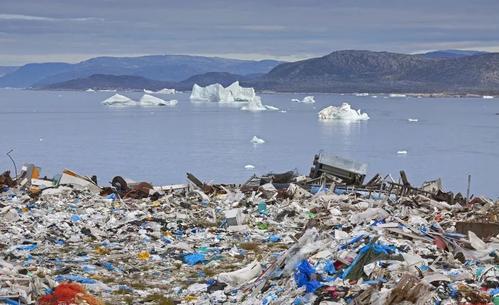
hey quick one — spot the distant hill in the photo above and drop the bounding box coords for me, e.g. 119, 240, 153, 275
0, 55, 282, 88
32, 50, 499, 94
40, 74, 174, 91
0, 66, 19, 77
0, 63, 71, 88
420, 49, 488, 59
258, 50, 499, 94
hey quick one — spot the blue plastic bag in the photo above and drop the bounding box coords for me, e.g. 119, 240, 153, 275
183, 253, 206, 265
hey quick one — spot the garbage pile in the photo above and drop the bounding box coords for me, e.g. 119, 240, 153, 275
0, 159, 498, 305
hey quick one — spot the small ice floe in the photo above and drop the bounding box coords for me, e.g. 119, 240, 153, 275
251, 136, 265, 144
354, 93, 369, 97
244, 164, 255, 170
292, 96, 316, 104
408, 118, 419, 122
102, 94, 137, 107
318, 102, 369, 121
397, 150, 408, 155
139, 94, 177, 107
144, 88, 176, 95
241, 97, 267, 112
483, 95, 494, 99
389, 93, 407, 98
280, 110, 287, 113
265, 105, 279, 111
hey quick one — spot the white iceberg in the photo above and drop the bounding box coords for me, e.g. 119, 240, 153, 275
389, 93, 407, 98
251, 136, 265, 144
144, 88, 176, 95
244, 164, 255, 170
85, 88, 95, 92
226, 81, 256, 101
397, 150, 408, 155
102, 94, 137, 107
408, 118, 419, 122
190, 81, 256, 103
483, 95, 494, 99
354, 93, 369, 97
292, 96, 316, 104
265, 105, 279, 111
318, 102, 369, 121
190, 83, 235, 103
156, 88, 176, 94
241, 96, 267, 112
139, 94, 177, 107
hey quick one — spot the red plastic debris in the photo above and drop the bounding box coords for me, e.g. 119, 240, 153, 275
38, 282, 103, 305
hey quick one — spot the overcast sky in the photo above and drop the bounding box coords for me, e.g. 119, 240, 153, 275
1, 0, 499, 65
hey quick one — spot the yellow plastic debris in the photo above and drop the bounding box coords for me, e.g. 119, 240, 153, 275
137, 250, 151, 261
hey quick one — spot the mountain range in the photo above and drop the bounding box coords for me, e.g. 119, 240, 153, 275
2, 50, 499, 94
0, 55, 281, 88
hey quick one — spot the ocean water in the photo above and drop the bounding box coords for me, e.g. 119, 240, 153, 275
0, 89, 498, 198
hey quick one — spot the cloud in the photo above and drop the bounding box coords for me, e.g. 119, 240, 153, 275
238, 25, 287, 32
0, 14, 101, 22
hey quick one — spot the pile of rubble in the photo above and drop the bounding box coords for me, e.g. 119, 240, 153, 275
0, 154, 498, 305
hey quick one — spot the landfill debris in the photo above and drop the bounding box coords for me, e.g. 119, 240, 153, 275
0, 155, 498, 305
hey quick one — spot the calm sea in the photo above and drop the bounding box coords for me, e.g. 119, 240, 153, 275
0, 89, 498, 198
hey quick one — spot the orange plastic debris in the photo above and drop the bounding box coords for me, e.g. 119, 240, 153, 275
38, 282, 104, 305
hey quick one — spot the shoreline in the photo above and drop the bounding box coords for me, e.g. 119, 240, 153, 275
1, 164, 498, 304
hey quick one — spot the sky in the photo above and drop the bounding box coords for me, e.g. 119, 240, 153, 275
1, 0, 499, 65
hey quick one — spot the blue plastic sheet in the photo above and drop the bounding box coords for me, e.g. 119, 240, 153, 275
340, 242, 396, 279
324, 260, 336, 274
294, 260, 322, 293
16, 244, 37, 251
183, 253, 206, 265
268, 235, 281, 242
54, 274, 97, 284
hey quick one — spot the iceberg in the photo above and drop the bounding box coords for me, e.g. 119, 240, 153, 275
139, 94, 177, 107
190, 83, 235, 103
292, 96, 316, 104
482, 95, 494, 99
318, 103, 369, 121
102, 94, 137, 107
408, 118, 419, 122
251, 136, 265, 144
354, 93, 369, 97
85, 88, 95, 92
156, 88, 176, 94
241, 96, 267, 112
144, 88, 176, 95
226, 81, 256, 101
389, 93, 407, 98
265, 105, 279, 111
190, 81, 256, 103
244, 164, 255, 170
397, 150, 408, 155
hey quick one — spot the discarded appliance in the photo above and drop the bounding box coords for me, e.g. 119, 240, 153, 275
309, 152, 367, 185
